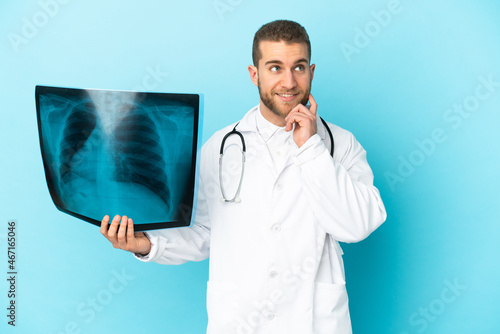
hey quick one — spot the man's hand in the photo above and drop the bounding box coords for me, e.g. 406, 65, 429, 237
100, 215, 151, 256
285, 93, 318, 148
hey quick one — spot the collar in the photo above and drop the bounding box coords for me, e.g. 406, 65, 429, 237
255, 106, 285, 142
236, 104, 328, 141
234, 105, 259, 133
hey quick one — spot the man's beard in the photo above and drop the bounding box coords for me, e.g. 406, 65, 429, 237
258, 80, 310, 119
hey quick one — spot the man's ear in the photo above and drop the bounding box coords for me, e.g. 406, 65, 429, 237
310, 63, 316, 81
248, 65, 258, 86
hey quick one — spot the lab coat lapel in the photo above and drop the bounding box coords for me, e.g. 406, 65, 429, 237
316, 115, 328, 142
316, 116, 333, 156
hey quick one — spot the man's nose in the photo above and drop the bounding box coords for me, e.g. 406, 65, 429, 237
281, 70, 297, 89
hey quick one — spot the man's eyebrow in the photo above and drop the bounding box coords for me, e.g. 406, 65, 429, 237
264, 60, 283, 66
263, 58, 310, 66
294, 58, 309, 64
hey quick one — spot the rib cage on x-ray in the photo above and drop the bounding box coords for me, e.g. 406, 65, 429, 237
59, 102, 97, 185
112, 112, 171, 211
36, 86, 199, 230
58, 102, 173, 211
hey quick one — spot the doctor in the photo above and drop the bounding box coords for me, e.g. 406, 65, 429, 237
100, 20, 386, 334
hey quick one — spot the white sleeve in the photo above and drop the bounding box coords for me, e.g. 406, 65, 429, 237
133, 172, 211, 265
294, 131, 386, 243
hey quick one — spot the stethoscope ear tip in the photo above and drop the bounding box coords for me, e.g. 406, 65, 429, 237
235, 197, 241, 203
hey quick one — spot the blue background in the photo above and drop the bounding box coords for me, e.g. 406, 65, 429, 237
1, 0, 499, 333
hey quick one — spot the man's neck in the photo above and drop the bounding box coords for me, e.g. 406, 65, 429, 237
259, 101, 287, 127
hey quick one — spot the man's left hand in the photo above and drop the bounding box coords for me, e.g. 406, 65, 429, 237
285, 93, 318, 148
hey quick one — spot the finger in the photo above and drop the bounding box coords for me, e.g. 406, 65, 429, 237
285, 113, 298, 132
308, 94, 317, 114
285, 113, 307, 132
100, 215, 110, 236
107, 215, 121, 240
127, 217, 135, 241
117, 215, 128, 247
286, 105, 314, 125
286, 111, 314, 126
286, 103, 307, 118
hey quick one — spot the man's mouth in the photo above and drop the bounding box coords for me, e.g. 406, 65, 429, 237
276, 92, 298, 102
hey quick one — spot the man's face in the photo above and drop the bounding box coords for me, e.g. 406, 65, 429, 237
249, 40, 315, 123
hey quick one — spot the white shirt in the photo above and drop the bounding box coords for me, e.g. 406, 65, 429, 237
255, 109, 293, 174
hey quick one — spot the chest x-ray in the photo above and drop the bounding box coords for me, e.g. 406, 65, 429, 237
36, 85, 202, 231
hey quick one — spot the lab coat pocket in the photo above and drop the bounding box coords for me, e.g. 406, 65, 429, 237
313, 282, 352, 334
206, 281, 241, 333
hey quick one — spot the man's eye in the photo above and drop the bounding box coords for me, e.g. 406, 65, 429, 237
295, 65, 305, 71
270, 66, 280, 72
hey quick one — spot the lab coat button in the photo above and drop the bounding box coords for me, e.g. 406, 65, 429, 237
266, 313, 275, 320
276, 183, 283, 191
269, 271, 277, 278
271, 224, 281, 232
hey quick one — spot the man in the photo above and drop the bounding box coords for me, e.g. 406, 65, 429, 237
101, 20, 386, 334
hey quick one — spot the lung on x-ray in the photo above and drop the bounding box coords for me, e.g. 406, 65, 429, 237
36, 85, 202, 231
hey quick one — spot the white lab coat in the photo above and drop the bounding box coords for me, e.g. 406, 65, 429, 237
136, 106, 386, 334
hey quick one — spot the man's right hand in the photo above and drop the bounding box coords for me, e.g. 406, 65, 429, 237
100, 215, 151, 256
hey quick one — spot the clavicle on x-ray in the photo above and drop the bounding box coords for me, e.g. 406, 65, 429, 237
36, 86, 202, 231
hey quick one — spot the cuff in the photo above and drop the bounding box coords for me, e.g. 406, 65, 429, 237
133, 232, 160, 262
294, 134, 327, 165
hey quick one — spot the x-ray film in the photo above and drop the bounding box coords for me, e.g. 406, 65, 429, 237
35, 85, 202, 231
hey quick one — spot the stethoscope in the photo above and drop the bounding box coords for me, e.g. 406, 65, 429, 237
219, 117, 334, 203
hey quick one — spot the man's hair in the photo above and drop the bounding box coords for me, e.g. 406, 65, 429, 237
252, 20, 311, 66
